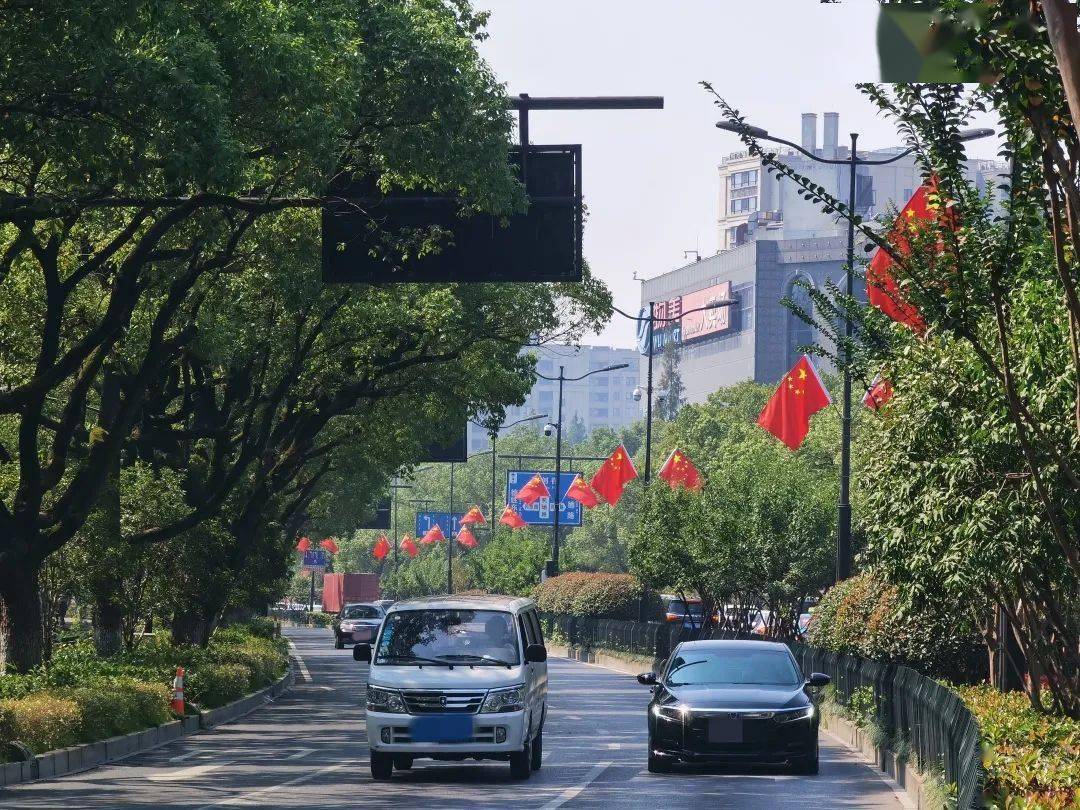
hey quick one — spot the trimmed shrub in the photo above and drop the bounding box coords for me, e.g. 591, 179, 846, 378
807, 572, 984, 681
0, 693, 81, 754
66, 678, 171, 741
212, 638, 285, 689
185, 663, 252, 709
535, 572, 654, 619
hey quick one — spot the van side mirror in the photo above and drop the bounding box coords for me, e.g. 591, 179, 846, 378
353, 643, 372, 662
807, 672, 830, 688
637, 672, 657, 686
525, 644, 547, 663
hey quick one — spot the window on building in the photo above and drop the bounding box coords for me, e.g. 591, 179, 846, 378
730, 196, 758, 214
591, 391, 609, 403
730, 169, 759, 189
627, 391, 635, 401
786, 276, 815, 369
537, 390, 553, 404
590, 408, 609, 419
613, 408, 621, 418
536, 360, 554, 374
591, 375, 608, 386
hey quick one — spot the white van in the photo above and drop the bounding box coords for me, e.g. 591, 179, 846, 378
354, 594, 548, 780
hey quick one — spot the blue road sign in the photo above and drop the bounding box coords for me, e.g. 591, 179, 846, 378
506, 471, 582, 527
415, 512, 466, 538
301, 550, 327, 571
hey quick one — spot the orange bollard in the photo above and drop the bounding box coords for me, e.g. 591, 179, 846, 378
170, 667, 185, 716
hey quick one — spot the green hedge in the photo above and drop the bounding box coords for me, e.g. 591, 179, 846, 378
534, 572, 655, 619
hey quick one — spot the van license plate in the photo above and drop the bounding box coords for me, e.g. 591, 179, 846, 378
410, 715, 473, 743
707, 717, 743, 744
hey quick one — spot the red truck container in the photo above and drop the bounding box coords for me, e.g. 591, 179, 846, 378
322, 573, 380, 613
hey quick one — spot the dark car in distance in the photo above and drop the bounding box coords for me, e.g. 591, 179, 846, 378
333, 602, 385, 649
639, 639, 830, 774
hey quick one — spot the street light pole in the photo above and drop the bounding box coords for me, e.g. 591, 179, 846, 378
643, 303, 656, 482
552, 366, 565, 573
448, 461, 454, 594
715, 118, 993, 582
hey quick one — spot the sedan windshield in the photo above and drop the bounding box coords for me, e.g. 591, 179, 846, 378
342, 605, 381, 620
375, 609, 520, 666
665, 649, 801, 686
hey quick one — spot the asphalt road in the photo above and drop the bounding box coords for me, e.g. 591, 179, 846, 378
1, 626, 908, 809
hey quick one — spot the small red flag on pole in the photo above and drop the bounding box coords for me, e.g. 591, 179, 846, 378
757, 355, 832, 450
372, 535, 390, 561
514, 474, 550, 506
420, 524, 446, 544
499, 505, 528, 529
456, 527, 478, 548
460, 506, 486, 526
863, 373, 895, 411
296, 537, 311, 552
319, 537, 339, 554
589, 445, 638, 506
657, 448, 704, 492
565, 474, 599, 508
400, 534, 419, 558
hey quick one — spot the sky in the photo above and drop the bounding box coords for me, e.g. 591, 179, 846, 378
475, 0, 1001, 349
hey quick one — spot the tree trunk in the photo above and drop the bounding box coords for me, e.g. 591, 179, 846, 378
93, 594, 125, 657
0, 560, 44, 673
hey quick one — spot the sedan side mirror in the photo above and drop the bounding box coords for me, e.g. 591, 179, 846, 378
637, 672, 657, 686
353, 643, 372, 662
525, 644, 547, 663
807, 672, 830, 688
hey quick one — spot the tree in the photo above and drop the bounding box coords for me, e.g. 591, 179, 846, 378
656, 338, 686, 421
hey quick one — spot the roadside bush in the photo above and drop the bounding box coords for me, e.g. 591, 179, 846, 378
534, 572, 655, 619
0, 693, 82, 754
66, 679, 171, 740
212, 637, 286, 689
807, 572, 984, 681
185, 663, 252, 709
958, 685, 1080, 809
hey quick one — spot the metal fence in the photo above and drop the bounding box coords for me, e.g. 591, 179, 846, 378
541, 614, 984, 808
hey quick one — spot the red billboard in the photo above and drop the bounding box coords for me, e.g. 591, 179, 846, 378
652, 281, 733, 343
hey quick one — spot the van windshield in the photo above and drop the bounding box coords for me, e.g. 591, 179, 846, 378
375, 609, 520, 666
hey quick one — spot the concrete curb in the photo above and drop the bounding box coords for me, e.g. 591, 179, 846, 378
552, 644, 930, 809
0, 665, 293, 788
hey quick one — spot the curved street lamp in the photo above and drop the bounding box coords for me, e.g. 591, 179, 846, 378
534, 362, 629, 575
716, 118, 994, 582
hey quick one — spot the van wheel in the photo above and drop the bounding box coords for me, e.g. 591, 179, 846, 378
370, 751, 393, 780
393, 755, 413, 770
510, 740, 532, 780
530, 729, 543, 771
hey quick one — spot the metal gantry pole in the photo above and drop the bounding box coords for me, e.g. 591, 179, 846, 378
837, 132, 858, 583
392, 488, 399, 569
552, 367, 565, 574
490, 431, 498, 539
448, 462, 455, 593
643, 302, 656, 482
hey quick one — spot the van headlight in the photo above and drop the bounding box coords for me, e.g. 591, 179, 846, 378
367, 685, 406, 713
480, 685, 525, 713
776, 705, 815, 723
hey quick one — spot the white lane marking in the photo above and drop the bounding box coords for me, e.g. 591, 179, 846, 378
287, 640, 312, 682
194, 762, 353, 808
167, 750, 204, 763
148, 760, 236, 782
285, 749, 315, 760
605, 742, 622, 750
538, 761, 611, 810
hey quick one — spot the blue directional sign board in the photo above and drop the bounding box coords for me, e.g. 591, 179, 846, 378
506, 471, 582, 527
415, 512, 466, 538
301, 550, 327, 572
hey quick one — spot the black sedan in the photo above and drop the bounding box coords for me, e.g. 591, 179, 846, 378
333, 602, 385, 649
638, 639, 830, 774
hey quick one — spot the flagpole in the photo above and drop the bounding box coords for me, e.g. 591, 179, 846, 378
837, 132, 857, 583
552, 366, 565, 575
448, 462, 454, 593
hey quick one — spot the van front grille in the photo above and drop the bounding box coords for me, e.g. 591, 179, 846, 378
400, 689, 486, 714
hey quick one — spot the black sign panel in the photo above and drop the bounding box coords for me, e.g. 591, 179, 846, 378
322, 145, 582, 284
359, 497, 391, 530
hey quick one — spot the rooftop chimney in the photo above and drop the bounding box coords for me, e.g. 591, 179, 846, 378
801, 113, 818, 155
823, 112, 839, 159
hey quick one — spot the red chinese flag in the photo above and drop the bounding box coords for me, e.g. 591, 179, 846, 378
867, 184, 935, 332
420, 524, 446, 544
565, 474, 599, 508
296, 537, 311, 552
589, 444, 639, 506
400, 534, 419, 558
319, 537, 339, 554
514, 474, 550, 506
456, 527, 478, 548
863, 373, 895, 411
757, 355, 832, 451
460, 506, 486, 526
658, 448, 704, 492
372, 535, 390, 561
499, 505, 527, 529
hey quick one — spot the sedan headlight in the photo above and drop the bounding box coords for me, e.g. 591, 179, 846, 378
340, 621, 357, 631
367, 685, 406, 713
480, 685, 525, 713
652, 703, 687, 721
776, 705, 815, 723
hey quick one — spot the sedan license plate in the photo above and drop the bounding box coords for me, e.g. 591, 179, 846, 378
410, 714, 473, 743
707, 717, 744, 744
